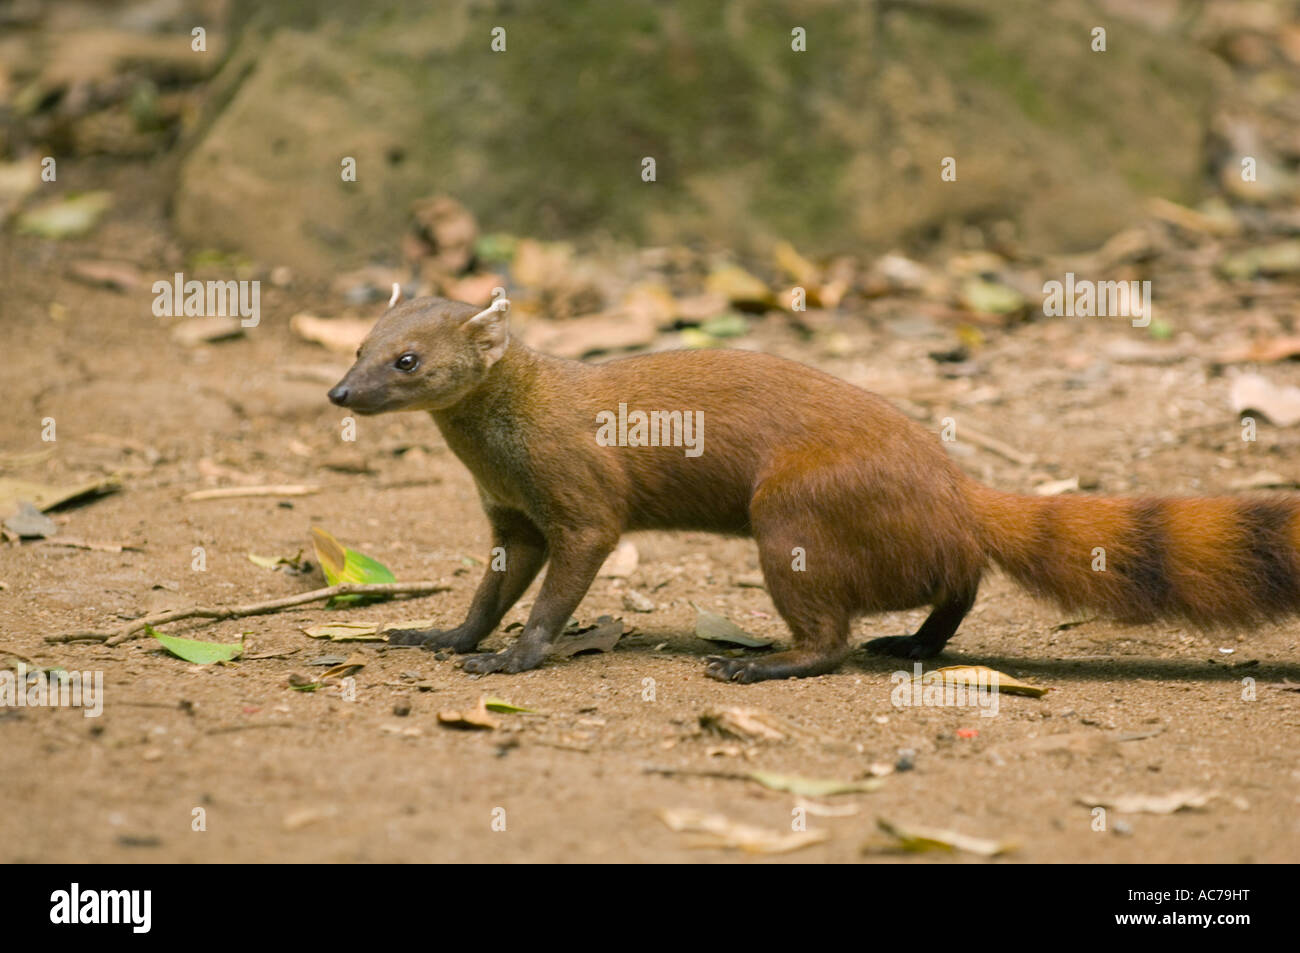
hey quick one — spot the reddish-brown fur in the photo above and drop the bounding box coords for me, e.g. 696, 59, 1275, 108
328, 297, 1300, 682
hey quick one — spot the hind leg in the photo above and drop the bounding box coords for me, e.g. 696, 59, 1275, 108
706, 485, 852, 684
863, 587, 977, 660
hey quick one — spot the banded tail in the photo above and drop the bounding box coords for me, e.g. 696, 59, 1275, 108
973, 487, 1300, 627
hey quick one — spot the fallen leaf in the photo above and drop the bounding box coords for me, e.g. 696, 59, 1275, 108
698, 314, 750, 339
958, 277, 1026, 316
148, 626, 243, 664
68, 259, 143, 290
319, 654, 366, 681
919, 665, 1050, 698
3, 501, 57, 538
0, 475, 121, 517
310, 527, 396, 603
772, 240, 821, 287
692, 604, 774, 648
483, 697, 535, 714
795, 798, 860, 817
301, 622, 385, 642
867, 817, 1016, 857
658, 807, 828, 854
551, 615, 624, 657
16, 191, 112, 238
747, 771, 883, 797
1076, 790, 1220, 815
1230, 373, 1300, 427
437, 697, 500, 731
706, 265, 777, 312
248, 550, 306, 572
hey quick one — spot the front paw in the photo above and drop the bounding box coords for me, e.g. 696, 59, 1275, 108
461, 643, 547, 675
385, 626, 478, 652
862, 634, 942, 660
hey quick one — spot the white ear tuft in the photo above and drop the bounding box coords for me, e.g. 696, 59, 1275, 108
468, 297, 510, 322
463, 297, 511, 367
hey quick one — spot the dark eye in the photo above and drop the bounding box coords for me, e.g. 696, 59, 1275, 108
394, 353, 419, 372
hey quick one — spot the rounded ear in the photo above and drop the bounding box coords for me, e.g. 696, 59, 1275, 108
462, 299, 511, 366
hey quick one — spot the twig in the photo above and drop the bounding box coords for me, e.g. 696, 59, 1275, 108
206, 721, 301, 735
957, 424, 1036, 466
643, 765, 753, 782
45, 581, 452, 646
36, 538, 143, 553
183, 484, 321, 501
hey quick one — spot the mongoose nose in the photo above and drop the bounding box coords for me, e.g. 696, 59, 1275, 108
327, 385, 350, 406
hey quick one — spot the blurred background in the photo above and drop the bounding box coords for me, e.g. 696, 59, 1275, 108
3, 0, 1297, 289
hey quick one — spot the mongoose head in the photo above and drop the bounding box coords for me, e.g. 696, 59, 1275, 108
327, 296, 509, 414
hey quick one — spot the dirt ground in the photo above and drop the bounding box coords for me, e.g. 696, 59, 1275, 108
2, 157, 1299, 865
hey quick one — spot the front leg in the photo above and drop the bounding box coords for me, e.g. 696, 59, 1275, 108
462, 526, 618, 674
387, 507, 547, 652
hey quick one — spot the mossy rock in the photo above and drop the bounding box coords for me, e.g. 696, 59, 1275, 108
175, 0, 1224, 276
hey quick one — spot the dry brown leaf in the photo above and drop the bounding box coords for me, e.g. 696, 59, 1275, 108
437, 697, 500, 731
1076, 790, 1220, 815
551, 616, 625, 658
866, 817, 1016, 857
658, 807, 828, 854
1231, 373, 1300, 427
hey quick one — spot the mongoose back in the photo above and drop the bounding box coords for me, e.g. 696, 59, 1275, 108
327, 295, 1300, 682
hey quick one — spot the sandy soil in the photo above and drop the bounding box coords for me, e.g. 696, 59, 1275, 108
1, 161, 1298, 864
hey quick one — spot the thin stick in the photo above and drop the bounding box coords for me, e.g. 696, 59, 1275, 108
957, 424, 1036, 466
45, 581, 451, 646
183, 484, 321, 501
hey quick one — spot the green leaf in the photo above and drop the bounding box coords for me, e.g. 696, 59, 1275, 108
148, 625, 243, 664
959, 277, 1026, 315
16, 191, 113, 239
699, 314, 750, 339
483, 697, 534, 713
311, 527, 396, 605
